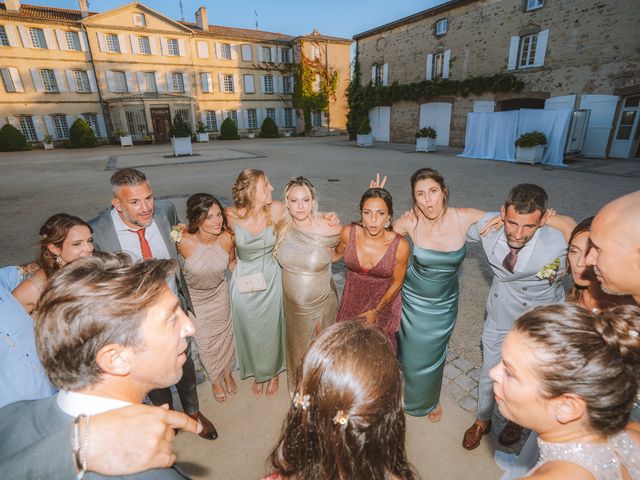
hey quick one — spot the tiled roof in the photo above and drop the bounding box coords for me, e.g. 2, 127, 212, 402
0, 2, 96, 22
353, 0, 478, 40
181, 21, 294, 44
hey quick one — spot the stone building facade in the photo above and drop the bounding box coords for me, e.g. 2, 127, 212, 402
354, 0, 640, 159
0, 0, 351, 144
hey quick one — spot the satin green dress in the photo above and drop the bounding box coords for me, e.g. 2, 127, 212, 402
230, 225, 286, 382
398, 244, 466, 416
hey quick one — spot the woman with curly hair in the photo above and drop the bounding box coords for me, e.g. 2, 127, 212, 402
13, 213, 93, 314
177, 193, 237, 402
265, 321, 417, 480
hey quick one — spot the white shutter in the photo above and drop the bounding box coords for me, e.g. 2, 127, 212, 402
154, 71, 165, 93
88, 70, 97, 92
31, 68, 44, 92
277, 47, 283, 63
79, 31, 88, 51
244, 74, 255, 93
32, 116, 45, 141
65, 115, 75, 132
54, 70, 66, 92
4, 25, 18, 47
382, 63, 388, 86
18, 26, 31, 48
443, 50, 451, 79
149, 36, 158, 55
106, 70, 115, 92
230, 44, 238, 60
257, 46, 263, 62
260, 76, 266, 93
200, 111, 207, 127
243, 110, 249, 129
473, 101, 496, 113
277, 76, 284, 94
215, 111, 223, 130
290, 75, 295, 93
215, 42, 222, 59
371, 65, 376, 83
241, 44, 252, 61
117, 34, 128, 54
178, 38, 186, 57
160, 37, 168, 56
166, 72, 173, 93
1, 68, 12, 91
97, 32, 107, 52
197, 40, 208, 58
200, 73, 208, 92
130, 34, 139, 54
8, 67, 23, 92
426, 54, 433, 80
507, 36, 520, 70
291, 109, 297, 127
207, 73, 213, 92
234, 75, 241, 93
44, 29, 57, 49
288, 48, 293, 63
270, 47, 276, 63
55, 30, 67, 50
96, 114, 107, 137
137, 72, 145, 92
236, 109, 243, 129
125, 71, 135, 93
218, 74, 224, 92
65, 70, 77, 92
276, 108, 284, 127
183, 72, 190, 93
44, 115, 56, 139
257, 109, 264, 128
321, 112, 327, 126
533, 29, 549, 67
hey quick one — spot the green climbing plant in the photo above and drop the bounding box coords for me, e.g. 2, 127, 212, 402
292, 40, 339, 135
346, 48, 526, 140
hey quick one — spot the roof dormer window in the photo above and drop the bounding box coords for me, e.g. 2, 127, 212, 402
133, 13, 146, 27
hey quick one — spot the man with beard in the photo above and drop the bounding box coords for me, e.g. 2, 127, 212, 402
461, 184, 567, 450
586, 190, 640, 305
89, 168, 217, 440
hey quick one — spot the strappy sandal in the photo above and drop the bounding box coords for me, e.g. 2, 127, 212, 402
427, 404, 443, 423
212, 384, 227, 403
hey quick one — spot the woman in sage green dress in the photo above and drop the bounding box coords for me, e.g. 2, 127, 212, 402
274, 177, 342, 395
227, 169, 287, 398
394, 168, 488, 422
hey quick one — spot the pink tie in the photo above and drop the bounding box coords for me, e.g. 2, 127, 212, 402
502, 247, 520, 273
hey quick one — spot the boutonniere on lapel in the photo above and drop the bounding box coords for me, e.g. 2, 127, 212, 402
170, 225, 183, 244
536, 258, 561, 285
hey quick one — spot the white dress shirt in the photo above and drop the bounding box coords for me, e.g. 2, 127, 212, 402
111, 208, 171, 261
57, 389, 132, 417
494, 227, 541, 273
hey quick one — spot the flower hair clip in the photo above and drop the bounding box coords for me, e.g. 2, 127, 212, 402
333, 410, 349, 426
292, 393, 310, 410
39, 233, 48, 241
630, 330, 639, 338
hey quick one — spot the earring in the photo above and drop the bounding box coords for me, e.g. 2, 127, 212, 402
384, 218, 391, 229
55, 256, 63, 267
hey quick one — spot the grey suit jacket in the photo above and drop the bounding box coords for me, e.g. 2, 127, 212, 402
0, 396, 189, 479
467, 212, 567, 330
89, 200, 193, 312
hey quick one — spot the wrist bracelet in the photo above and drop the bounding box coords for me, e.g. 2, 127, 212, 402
72, 414, 89, 480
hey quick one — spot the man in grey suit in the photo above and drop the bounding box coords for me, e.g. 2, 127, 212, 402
89, 167, 217, 440
462, 184, 567, 450
0, 253, 194, 478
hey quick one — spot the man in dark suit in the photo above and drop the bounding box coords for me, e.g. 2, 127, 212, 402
0, 254, 196, 478
89, 168, 216, 440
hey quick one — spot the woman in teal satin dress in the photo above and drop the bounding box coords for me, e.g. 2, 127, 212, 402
395, 168, 488, 421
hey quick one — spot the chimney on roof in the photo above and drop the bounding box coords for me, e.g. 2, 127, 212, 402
195, 6, 208, 31
78, 0, 89, 18
5, 0, 21, 12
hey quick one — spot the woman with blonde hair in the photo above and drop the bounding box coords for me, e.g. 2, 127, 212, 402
265, 321, 417, 480
227, 169, 287, 398
13, 213, 93, 314
274, 176, 342, 395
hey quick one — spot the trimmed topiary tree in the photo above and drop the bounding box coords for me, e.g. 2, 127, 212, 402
0, 124, 28, 151
169, 113, 192, 138
259, 117, 280, 138
67, 118, 97, 148
219, 117, 240, 140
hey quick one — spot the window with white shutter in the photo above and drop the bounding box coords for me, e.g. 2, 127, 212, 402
30, 28, 47, 48
65, 31, 80, 50
51, 114, 69, 139
113, 71, 127, 92
74, 70, 90, 92
519, 34, 537, 67
283, 76, 293, 94
220, 43, 231, 59
171, 72, 185, 93
247, 109, 258, 129
226, 110, 238, 126
263, 75, 274, 94
18, 115, 37, 141
0, 26, 9, 46
262, 46, 272, 62
82, 113, 99, 137
40, 69, 58, 92
204, 111, 218, 131
435, 19, 448, 36
432, 53, 445, 78
106, 33, 120, 53
138, 36, 151, 55
167, 38, 179, 56
223, 74, 234, 93
143, 72, 157, 92
284, 108, 294, 128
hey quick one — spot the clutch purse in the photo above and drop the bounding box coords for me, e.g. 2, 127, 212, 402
236, 272, 267, 293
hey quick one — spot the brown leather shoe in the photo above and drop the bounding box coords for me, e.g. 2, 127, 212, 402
462, 420, 492, 450
498, 421, 523, 446
188, 412, 218, 441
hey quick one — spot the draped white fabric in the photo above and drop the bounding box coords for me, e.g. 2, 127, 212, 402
459, 109, 572, 166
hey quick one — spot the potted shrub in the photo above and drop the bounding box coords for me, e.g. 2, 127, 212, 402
247, 128, 256, 139
43, 134, 54, 150
196, 121, 209, 143
515, 131, 547, 164
219, 117, 240, 140
415, 127, 437, 152
0, 124, 29, 151
115, 128, 133, 148
169, 114, 193, 156
259, 117, 280, 138
356, 117, 373, 147
68, 119, 97, 149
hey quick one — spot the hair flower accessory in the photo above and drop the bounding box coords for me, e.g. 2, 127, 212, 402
333, 410, 349, 425
169, 225, 183, 244
630, 330, 639, 338
293, 392, 310, 410
536, 258, 561, 285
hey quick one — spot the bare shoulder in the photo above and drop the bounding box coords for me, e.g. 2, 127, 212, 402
219, 231, 234, 252
176, 232, 197, 257
316, 215, 342, 236
393, 215, 413, 236
271, 200, 286, 222
396, 236, 411, 260
456, 207, 487, 227
339, 224, 351, 242
525, 460, 596, 480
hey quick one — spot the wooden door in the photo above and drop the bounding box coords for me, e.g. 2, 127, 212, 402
151, 107, 171, 143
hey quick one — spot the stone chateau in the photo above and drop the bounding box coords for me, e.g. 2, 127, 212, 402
354, 0, 640, 159
0, 0, 351, 144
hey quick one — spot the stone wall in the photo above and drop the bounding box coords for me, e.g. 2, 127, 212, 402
355, 0, 640, 146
